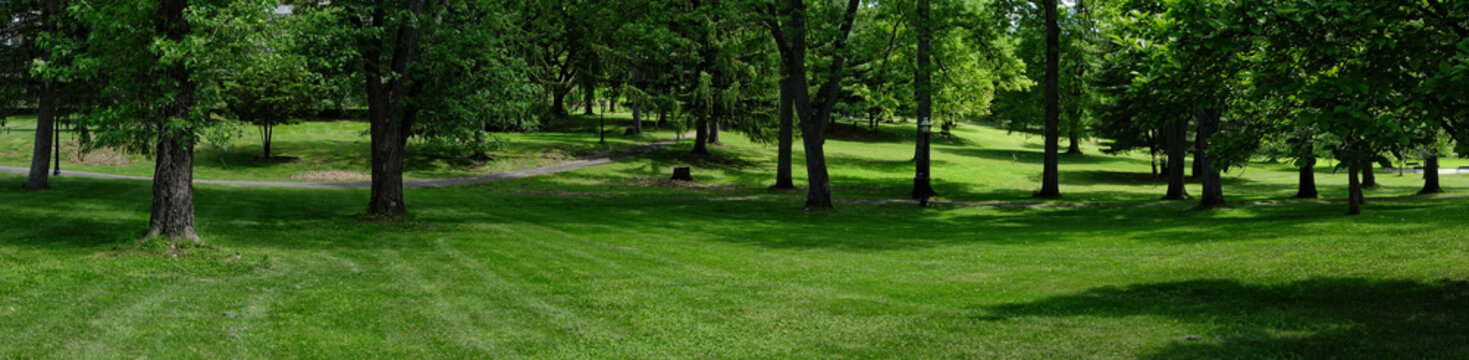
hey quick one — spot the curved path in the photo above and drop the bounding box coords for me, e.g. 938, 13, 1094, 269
0, 135, 686, 189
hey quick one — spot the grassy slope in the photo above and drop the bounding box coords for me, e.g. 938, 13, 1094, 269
2, 120, 1467, 358
1, 175, 1466, 359
0, 113, 668, 182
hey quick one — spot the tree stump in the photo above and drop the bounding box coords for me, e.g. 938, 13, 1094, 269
671, 166, 693, 181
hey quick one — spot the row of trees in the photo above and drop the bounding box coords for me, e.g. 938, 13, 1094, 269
1, 0, 542, 245
2, 0, 1464, 244
1081, 0, 1467, 215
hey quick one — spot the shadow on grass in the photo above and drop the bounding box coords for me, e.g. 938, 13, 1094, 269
6, 163, 1468, 254
981, 277, 1469, 359
942, 147, 1152, 166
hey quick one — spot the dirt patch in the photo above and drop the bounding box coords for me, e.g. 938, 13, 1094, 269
73, 146, 132, 166
290, 171, 370, 182
537, 146, 575, 161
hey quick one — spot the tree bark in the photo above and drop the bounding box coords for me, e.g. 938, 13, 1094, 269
552, 86, 570, 118
1035, 0, 1061, 198
631, 103, 642, 134
693, 114, 710, 156
147, 0, 200, 245
1192, 147, 1204, 178
363, 0, 424, 217
25, 84, 56, 190
1163, 118, 1190, 200
24, 0, 57, 191
583, 83, 595, 115
1420, 156, 1442, 194
1066, 127, 1083, 155
768, 0, 859, 211
262, 124, 274, 158
774, 75, 796, 190
800, 118, 833, 209
911, 0, 935, 202
1347, 164, 1362, 215
1195, 107, 1224, 208
1362, 162, 1377, 188
1295, 156, 1318, 198
709, 118, 722, 145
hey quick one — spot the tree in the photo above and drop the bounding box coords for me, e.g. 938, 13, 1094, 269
911, 0, 935, 202
70, 0, 271, 244
1249, 0, 1430, 215
21, 0, 58, 190
1110, 0, 1258, 208
223, 55, 326, 159
766, 0, 862, 210
326, 0, 537, 217
1034, 0, 1062, 198
992, 0, 1104, 195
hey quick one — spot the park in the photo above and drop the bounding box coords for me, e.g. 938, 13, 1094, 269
1, 0, 1467, 358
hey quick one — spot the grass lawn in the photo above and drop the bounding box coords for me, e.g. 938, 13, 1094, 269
0, 113, 671, 182
2, 118, 1467, 358
504, 119, 1469, 206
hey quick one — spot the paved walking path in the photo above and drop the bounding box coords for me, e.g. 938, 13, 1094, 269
0, 135, 686, 189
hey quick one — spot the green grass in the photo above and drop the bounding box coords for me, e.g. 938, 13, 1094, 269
502, 119, 1469, 206
0, 113, 670, 182
2, 118, 1467, 358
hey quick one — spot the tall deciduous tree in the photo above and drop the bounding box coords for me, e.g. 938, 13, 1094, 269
767, 0, 861, 210
23, 0, 58, 190
1035, 0, 1061, 198
72, 0, 268, 244
911, 0, 935, 202
329, 0, 536, 217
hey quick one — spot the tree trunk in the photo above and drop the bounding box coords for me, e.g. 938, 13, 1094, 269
911, 0, 935, 202
631, 103, 642, 134
801, 119, 833, 210
262, 124, 274, 158
583, 83, 595, 115
147, 0, 200, 245
1347, 164, 1362, 215
25, 84, 56, 190
1192, 148, 1203, 178
774, 76, 796, 190
1362, 162, 1377, 189
1295, 157, 1318, 199
1150, 151, 1159, 179
1163, 118, 1190, 200
770, 0, 859, 211
709, 118, 722, 145
1035, 0, 1061, 198
24, 0, 57, 191
1420, 156, 1442, 194
1195, 107, 1224, 208
609, 96, 617, 113
693, 115, 710, 156
363, 0, 424, 217
1066, 127, 1083, 155
552, 87, 569, 117
656, 110, 666, 128
368, 118, 407, 216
